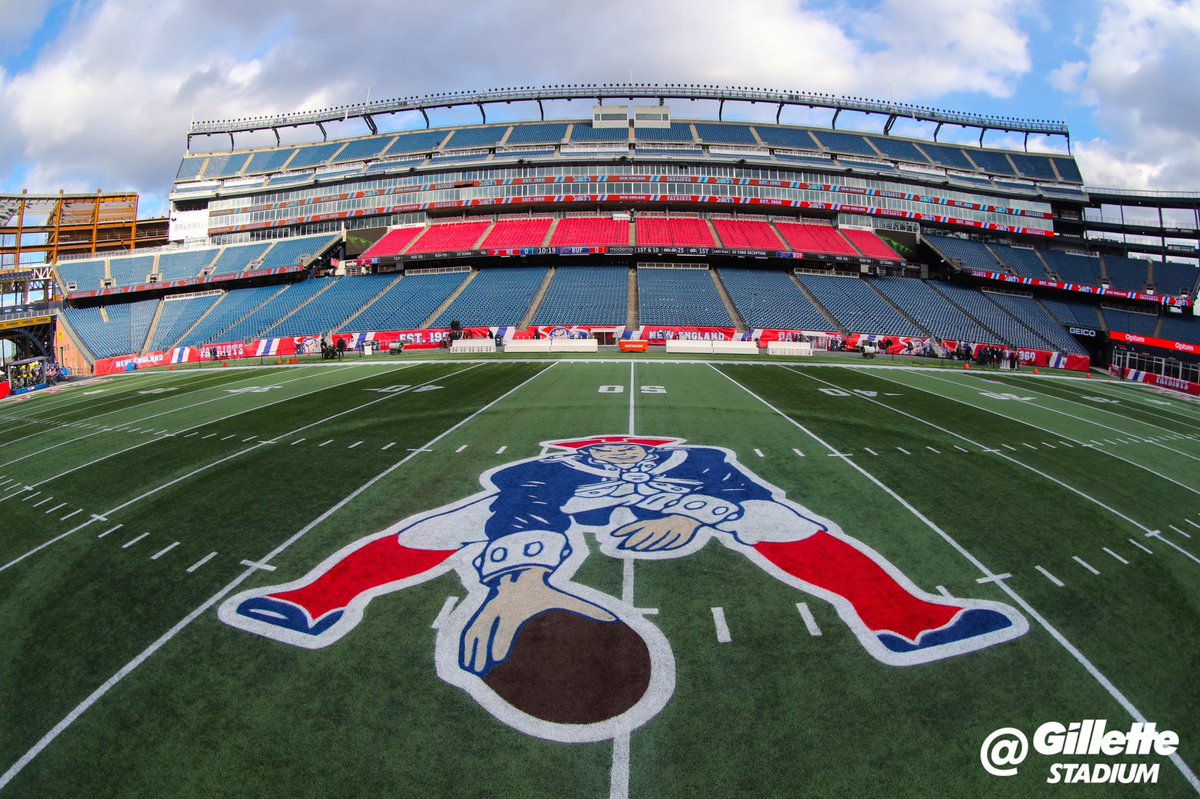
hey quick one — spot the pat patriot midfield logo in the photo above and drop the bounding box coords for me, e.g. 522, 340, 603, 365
219, 435, 1028, 742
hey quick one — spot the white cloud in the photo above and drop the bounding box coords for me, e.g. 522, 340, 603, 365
0, 0, 54, 54
0, 0, 1044, 211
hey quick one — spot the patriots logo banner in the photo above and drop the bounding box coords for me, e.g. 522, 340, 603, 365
219, 436, 1027, 742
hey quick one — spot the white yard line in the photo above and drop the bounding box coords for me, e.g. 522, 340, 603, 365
712, 363, 1200, 793
1103, 547, 1130, 565
150, 542, 180, 561
186, 552, 218, 573
1073, 556, 1100, 576
1128, 538, 1154, 555
121, 533, 149, 550
1169, 525, 1193, 539
0, 363, 556, 791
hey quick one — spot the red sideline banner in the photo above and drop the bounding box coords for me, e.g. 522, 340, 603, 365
1123, 369, 1200, 397
0, 383, 10, 401
1109, 330, 1200, 355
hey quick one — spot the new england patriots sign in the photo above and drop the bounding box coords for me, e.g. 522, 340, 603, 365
219, 435, 1027, 742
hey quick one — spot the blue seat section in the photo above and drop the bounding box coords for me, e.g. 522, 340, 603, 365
926, 235, 1001, 271
984, 293, 1088, 354
1052, 157, 1084, 183
494, 148, 555, 160
929, 282, 1051, 349
332, 137, 393, 163
864, 137, 930, 164
445, 127, 509, 149
638, 269, 733, 326
108, 255, 156, 288
266, 173, 315, 188
1153, 261, 1200, 295
947, 175, 995, 190
776, 154, 838, 170
270, 275, 398, 337
963, 149, 1016, 176
1102, 254, 1150, 292
64, 299, 158, 358
917, 143, 974, 171
57, 259, 107, 292
632, 125, 695, 143
1102, 307, 1158, 337
753, 127, 818, 150
384, 130, 448, 155
428, 153, 491, 165
693, 123, 757, 146
182, 285, 287, 345
869, 276, 991, 342
636, 147, 704, 158
432, 267, 547, 327
1041, 250, 1102, 286
810, 131, 878, 158
363, 158, 425, 175
1041, 298, 1103, 328
569, 125, 629, 143
219, 280, 331, 342
149, 294, 221, 351
719, 269, 829, 330
202, 153, 250, 178
245, 149, 297, 175
177, 157, 205, 181
287, 143, 343, 170
156, 249, 219, 281
1007, 153, 1058, 182
1157, 314, 1200, 345
505, 123, 568, 145
259, 234, 339, 270
345, 271, 471, 332
209, 243, 272, 276
791, 273, 921, 336
533, 266, 628, 325
989, 244, 1050, 279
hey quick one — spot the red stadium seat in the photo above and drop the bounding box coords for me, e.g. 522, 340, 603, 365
480, 218, 553, 249
840, 228, 903, 261
549, 217, 630, 247
712, 219, 783, 250
405, 221, 492, 254
773, 222, 860, 257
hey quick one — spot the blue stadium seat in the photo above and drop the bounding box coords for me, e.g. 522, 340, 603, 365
1102, 254, 1150, 292
929, 282, 1054, 349
810, 131, 878, 158
445, 127, 509, 149
569, 125, 629, 143
1041, 250, 1103, 286
1007, 153, 1058, 182
1101, 307, 1158, 337
963, 149, 1016, 176
245, 149, 296, 175
287, 143, 343, 170
432, 267, 547, 327
209, 243, 271, 276
984, 293, 1088, 354
719, 269, 830, 330
384, 130, 449, 155
149, 294, 221, 351
57, 259, 107, 292
638, 268, 733, 326
258, 234, 339, 270
219, 280, 331, 342
63, 299, 159, 358
270, 275, 399, 338
1157, 314, 1200, 345
917, 144, 974, 171
752, 127, 818, 150
791, 273, 921, 337
534, 266, 628, 325
1152, 261, 1200, 296
181, 285, 288, 346
343, 272, 471, 332
925, 235, 1001, 272
202, 153, 250, 179
332, 137, 393, 164
157, 249, 220, 281
108, 256, 156, 289
1041, 298, 1103, 329
632, 125, 695, 143
869, 277, 991, 342
693, 123, 758, 146
989, 244, 1051, 280
864, 137, 930, 164
505, 123, 569, 145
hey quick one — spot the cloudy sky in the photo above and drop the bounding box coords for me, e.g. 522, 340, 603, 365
0, 0, 1197, 216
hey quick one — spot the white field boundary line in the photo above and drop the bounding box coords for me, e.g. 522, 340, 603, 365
917, 370, 1200, 465
780, 366, 1169, 541
0, 367, 317, 469
0, 362, 469, 573
0, 364, 396, 495
1018, 375, 1200, 425
610, 361, 638, 799
0, 362, 556, 791
0, 370, 193, 421
858, 368, 1200, 500
711, 364, 1200, 794
0, 369, 267, 445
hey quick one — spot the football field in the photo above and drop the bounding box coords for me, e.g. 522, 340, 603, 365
0, 356, 1198, 797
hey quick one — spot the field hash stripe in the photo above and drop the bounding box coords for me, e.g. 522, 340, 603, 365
1035, 566, 1065, 587
795, 602, 822, 636
711, 607, 732, 643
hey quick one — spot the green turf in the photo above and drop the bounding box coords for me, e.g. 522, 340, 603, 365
0, 361, 1197, 797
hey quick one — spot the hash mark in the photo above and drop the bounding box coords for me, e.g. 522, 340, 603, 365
1035, 565, 1065, 587
290, 438, 306, 446
711, 607, 732, 643
496, 446, 507, 455
1103, 547, 1129, 565
896, 447, 911, 455
121, 532, 149, 549
792, 448, 805, 457
455, 445, 468, 453
926, 446, 940, 454
1128, 538, 1154, 555
382, 442, 396, 450
150, 542, 180, 560
186, 552, 218, 573
319, 440, 333, 447
44, 502, 67, 515
795, 602, 822, 636
348, 441, 362, 449
97, 524, 123, 539
1072, 556, 1100, 576
753, 448, 764, 458
61, 509, 82, 521
1168, 525, 1192, 540
32, 496, 53, 508
935, 585, 952, 598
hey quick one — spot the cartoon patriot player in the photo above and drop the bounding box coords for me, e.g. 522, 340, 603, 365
220, 435, 1027, 742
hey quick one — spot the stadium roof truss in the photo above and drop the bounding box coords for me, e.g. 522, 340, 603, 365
187, 84, 1071, 153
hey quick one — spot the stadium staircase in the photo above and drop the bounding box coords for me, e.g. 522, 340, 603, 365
788, 273, 845, 332
260, 279, 338, 337
705, 219, 723, 248
471, 223, 494, 250
334, 274, 405, 333
140, 300, 166, 354
626, 268, 639, 329
629, 220, 637, 246
1036, 250, 1059, 281
420, 270, 480, 328
541, 219, 559, 247
172, 294, 226, 348
709, 269, 746, 331
518, 267, 557, 329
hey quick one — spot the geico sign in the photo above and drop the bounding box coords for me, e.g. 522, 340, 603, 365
1068, 327, 1097, 337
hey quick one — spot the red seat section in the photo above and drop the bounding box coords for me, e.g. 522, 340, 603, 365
363, 227, 424, 258
549, 217, 630, 247
712, 219, 783, 250
840, 228, 903, 261
635, 216, 716, 247
405, 221, 492, 254
480, 218, 553, 249
773, 222, 860, 257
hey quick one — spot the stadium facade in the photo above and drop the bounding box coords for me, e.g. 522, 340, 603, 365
5, 85, 1199, 391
